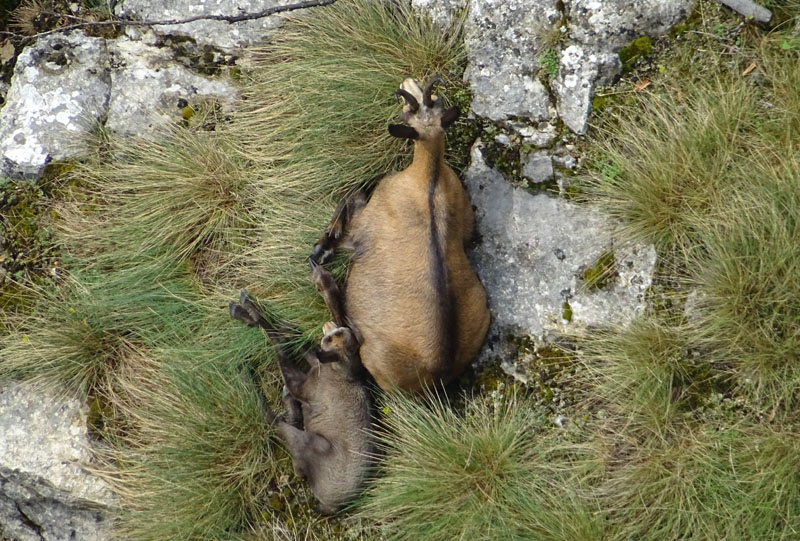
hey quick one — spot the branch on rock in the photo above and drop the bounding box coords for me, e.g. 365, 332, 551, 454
716, 0, 772, 24
0, 0, 338, 44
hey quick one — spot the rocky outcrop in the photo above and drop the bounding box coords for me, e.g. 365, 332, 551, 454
460, 0, 695, 134
0, 33, 110, 179
0, 31, 236, 179
105, 35, 234, 138
114, 0, 293, 51
464, 142, 656, 359
464, 0, 561, 124
0, 383, 116, 541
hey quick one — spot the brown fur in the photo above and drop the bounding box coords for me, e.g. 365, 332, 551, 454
319, 77, 490, 393
229, 292, 374, 515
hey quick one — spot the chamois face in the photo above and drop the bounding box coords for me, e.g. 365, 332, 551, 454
390, 76, 459, 141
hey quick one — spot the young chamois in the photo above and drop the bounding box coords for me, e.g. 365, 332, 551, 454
229, 267, 374, 515
311, 76, 490, 393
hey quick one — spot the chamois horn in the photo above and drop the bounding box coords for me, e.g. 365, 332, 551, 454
394, 89, 419, 113
423, 75, 445, 107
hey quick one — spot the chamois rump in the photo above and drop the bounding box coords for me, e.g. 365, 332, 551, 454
311, 76, 490, 393
229, 267, 374, 515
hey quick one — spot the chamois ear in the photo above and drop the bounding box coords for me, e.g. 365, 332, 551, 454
388, 124, 419, 140
316, 349, 342, 364
440, 107, 460, 129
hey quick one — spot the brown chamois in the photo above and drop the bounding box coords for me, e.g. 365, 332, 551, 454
310, 76, 490, 393
229, 274, 374, 515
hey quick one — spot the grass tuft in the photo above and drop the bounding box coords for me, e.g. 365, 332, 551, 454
603, 423, 800, 540
579, 76, 757, 261
359, 390, 602, 541
686, 150, 800, 409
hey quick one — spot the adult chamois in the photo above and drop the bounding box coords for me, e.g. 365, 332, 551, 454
311, 76, 490, 393
229, 265, 374, 515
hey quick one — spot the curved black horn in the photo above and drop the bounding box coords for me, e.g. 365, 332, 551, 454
394, 89, 419, 113
423, 75, 446, 107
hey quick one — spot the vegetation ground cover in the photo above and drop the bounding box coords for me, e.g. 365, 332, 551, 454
1, 0, 799, 539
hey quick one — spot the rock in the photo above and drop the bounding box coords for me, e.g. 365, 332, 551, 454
411, 0, 466, 27
0, 31, 237, 179
0, 383, 115, 541
521, 150, 554, 184
115, 0, 294, 51
551, 0, 696, 133
567, 0, 696, 51
513, 121, 558, 148
551, 44, 618, 134
105, 36, 237, 138
464, 0, 561, 122
0, 32, 110, 179
465, 142, 656, 355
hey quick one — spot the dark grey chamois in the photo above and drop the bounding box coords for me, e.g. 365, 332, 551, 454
229, 279, 374, 515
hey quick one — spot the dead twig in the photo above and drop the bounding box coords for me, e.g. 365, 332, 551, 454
0, 0, 337, 43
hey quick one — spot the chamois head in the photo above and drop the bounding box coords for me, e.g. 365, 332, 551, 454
389, 75, 460, 141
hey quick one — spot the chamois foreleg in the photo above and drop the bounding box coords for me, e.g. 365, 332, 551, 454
310, 191, 367, 264
309, 259, 348, 329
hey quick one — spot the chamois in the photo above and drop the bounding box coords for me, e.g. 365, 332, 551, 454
229, 277, 374, 515
311, 76, 490, 393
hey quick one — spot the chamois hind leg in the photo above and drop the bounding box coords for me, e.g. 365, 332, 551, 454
276, 423, 332, 479
310, 191, 367, 264
229, 290, 309, 399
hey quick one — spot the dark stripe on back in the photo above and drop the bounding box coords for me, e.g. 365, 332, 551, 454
427, 160, 457, 373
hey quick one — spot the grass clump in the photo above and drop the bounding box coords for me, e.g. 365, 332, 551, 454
602, 423, 800, 540
98, 339, 282, 541
0, 262, 203, 395
360, 390, 602, 541
580, 76, 756, 261
686, 152, 800, 409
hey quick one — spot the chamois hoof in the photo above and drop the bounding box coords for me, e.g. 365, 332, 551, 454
310, 237, 334, 265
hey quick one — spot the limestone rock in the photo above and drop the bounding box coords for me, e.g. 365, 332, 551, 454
0, 383, 115, 541
551, 0, 696, 134
115, 0, 295, 51
0, 31, 237, 179
567, 0, 696, 51
551, 44, 618, 134
0, 32, 110, 179
464, 0, 560, 122
465, 142, 656, 355
105, 36, 237, 138
521, 150, 554, 184
411, 0, 466, 27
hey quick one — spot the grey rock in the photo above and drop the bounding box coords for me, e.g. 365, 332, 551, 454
567, 0, 696, 50
0, 32, 110, 179
514, 121, 558, 148
552, 151, 577, 171
464, 0, 560, 122
466, 142, 656, 352
551, 0, 696, 133
411, 0, 466, 27
0, 383, 116, 541
115, 0, 293, 51
551, 44, 618, 134
0, 31, 237, 178
521, 150, 554, 184
105, 36, 237, 137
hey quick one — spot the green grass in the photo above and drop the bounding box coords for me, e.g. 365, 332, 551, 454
686, 150, 800, 410
602, 423, 800, 540
0, 1, 471, 539
359, 390, 602, 541
3, 0, 800, 539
